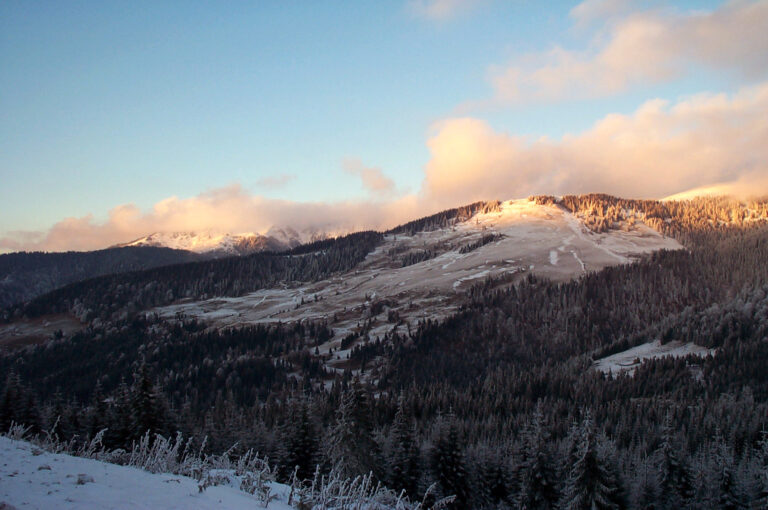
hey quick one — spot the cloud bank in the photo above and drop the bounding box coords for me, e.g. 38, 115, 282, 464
487, 0, 768, 104
424, 83, 768, 205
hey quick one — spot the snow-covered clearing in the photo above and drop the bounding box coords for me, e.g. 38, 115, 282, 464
594, 340, 717, 376
0, 436, 292, 510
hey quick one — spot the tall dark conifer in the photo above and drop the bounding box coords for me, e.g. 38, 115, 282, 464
560, 411, 626, 510
516, 403, 559, 509
388, 395, 420, 498
429, 413, 470, 509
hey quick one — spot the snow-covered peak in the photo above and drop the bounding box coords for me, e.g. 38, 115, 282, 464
115, 231, 291, 255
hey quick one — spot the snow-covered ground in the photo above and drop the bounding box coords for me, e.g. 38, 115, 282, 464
150, 199, 681, 369
594, 340, 717, 376
0, 436, 292, 510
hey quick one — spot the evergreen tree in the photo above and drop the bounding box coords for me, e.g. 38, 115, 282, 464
656, 413, 694, 509
388, 395, 420, 498
280, 398, 320, 481
0, 371, 22, 431
327, 383, 382, 480
129, 363, 167, 440
106, 378, 133, 448
429, 413, 470, 509
712, 433, 746, 510
87, 380, 108, 439
516, 403, 559, 509
560, 411, 626, 510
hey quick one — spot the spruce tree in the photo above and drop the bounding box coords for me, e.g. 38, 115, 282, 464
656, 413, 694, 509
281, 398, 319, 481
0, 371, 22, 431
712, 433, 745, 510
516, 403, 559, 509
106, 378, 134, 448
388, 395, 420, 498
429, 413, 470, 509
130, 363, 167, 440
328, 383, 382, 480
560, 411, 626, 510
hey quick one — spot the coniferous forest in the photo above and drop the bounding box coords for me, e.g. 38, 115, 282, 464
2, 195, 768, 509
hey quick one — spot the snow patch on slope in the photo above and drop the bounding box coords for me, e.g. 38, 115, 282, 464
594, 340, 717, 376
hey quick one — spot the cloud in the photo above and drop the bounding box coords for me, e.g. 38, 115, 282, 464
423, 82, 768, 205
254, 174, 295, 189
487, 0, 768, 104
407, 0, 482, 21
4, 82, 768, 253
343, 158, 397, 198
0, 184, 424, 253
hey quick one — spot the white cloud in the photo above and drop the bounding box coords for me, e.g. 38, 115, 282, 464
487, 0, 768, 104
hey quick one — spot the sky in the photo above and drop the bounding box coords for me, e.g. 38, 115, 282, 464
1, 0, 767, 252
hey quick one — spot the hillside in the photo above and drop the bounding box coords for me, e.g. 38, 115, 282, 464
0, 247, 202, 309
2, 194, 768, 509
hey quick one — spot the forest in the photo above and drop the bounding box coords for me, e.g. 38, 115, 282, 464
2, 194, 768, 509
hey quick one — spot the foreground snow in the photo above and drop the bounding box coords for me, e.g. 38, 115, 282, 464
594, 340, 717, 376
0, 436, 292, 510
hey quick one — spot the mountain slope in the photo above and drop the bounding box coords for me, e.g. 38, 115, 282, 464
0, 247, 202, 309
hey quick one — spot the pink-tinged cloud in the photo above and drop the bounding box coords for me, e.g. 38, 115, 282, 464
423, 82, 768, 205
343, 158, 397, 198
487, 0, 768, 104
0, 185, 424, 252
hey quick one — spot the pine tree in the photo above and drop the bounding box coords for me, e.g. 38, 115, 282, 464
87, 380, 108, 439
560, 411, 626, 510
711, 433, 745, 510
0, 371, 22, 431
429, 413, 470, 509
327, 383, 382, 480
130, 363, 167, 440
281, 398, 319, 481
656, 413, 694, 509
388, 395, 420, 498
106, 378, 133, 448
516, 403, 559, 509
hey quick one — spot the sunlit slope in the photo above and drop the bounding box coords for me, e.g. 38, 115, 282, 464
153, 199, 681, 355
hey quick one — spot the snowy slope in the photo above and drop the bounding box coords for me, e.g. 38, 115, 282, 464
0, 436, 292, 510
115, 231, 291, 255
150, 198, 683, 378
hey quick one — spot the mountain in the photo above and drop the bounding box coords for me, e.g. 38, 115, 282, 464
3, 194, 768, 509
115, 231, 294, 255
0, 246, 202, 309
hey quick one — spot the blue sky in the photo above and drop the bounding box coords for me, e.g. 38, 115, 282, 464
1, 0, 765, 251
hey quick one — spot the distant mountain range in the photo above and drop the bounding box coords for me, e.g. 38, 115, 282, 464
114, 227, 334, 255
0, 226, 337, 308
